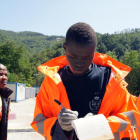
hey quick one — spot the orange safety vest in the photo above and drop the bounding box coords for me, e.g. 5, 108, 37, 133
31, 53, 140, 140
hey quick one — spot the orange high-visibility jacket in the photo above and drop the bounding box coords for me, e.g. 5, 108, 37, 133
31, 53, 140, 140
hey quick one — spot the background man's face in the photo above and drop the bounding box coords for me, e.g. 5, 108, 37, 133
64, 42, 95, 75
0, 65, 8, 89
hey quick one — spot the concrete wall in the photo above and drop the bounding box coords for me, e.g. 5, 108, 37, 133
26, 87, 40, 99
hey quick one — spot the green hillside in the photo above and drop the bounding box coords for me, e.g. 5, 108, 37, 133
0, 29, 65, 55
0, 28, 140, 96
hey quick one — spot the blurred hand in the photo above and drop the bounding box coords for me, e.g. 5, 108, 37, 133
57, 108, 78, 131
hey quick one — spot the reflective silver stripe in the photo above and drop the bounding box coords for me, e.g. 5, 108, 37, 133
33, 113, 46, 122
122, 111, 136, 126
36, 120, 45, 135
135, 123, 140, 133
45, 136, 47, 140
33, 113, 46, 135
112, 116, 128, 131
114, 132, 121, 140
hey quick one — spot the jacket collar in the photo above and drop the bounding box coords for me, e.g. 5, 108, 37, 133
37, 53, 131, 80
0, 87, 13, 98
38, 53, 132, 116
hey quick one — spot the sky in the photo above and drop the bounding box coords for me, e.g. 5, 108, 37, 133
0, 0, 140, 36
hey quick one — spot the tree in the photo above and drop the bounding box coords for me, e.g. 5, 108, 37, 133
0, 41, 33, 86
97, 43, 107, 54
120, 50, 140, 96
113, 44, 125, 60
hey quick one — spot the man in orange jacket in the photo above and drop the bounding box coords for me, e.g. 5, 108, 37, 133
31, 22, 140, 140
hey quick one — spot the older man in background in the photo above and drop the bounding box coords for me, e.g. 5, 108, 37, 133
0, 63, 13, 140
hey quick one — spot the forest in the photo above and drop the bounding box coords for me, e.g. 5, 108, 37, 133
0, 28, 140, 96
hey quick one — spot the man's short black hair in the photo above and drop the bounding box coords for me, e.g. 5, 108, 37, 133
66, 22, 97, 47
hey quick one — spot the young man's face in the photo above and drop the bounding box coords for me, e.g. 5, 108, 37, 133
0, 65, 8, 89
64, 42, 96, 75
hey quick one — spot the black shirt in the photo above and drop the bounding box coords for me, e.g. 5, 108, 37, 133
58, 63, 111, 118
0, 88, 13, 140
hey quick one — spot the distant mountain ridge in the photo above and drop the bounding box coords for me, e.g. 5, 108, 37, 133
1, 28, 140, 57
0, 29, 65, 55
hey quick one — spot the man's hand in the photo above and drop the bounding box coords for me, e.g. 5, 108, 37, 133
57, 108, 78, 131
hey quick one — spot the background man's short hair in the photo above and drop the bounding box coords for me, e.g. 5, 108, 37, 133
66, 22, 97, 47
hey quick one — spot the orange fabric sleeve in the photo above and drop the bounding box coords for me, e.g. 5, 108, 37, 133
106, 91, 140, 140
31, 78, 57, 140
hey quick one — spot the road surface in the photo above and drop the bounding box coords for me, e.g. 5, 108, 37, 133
8, 98, 44, 140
